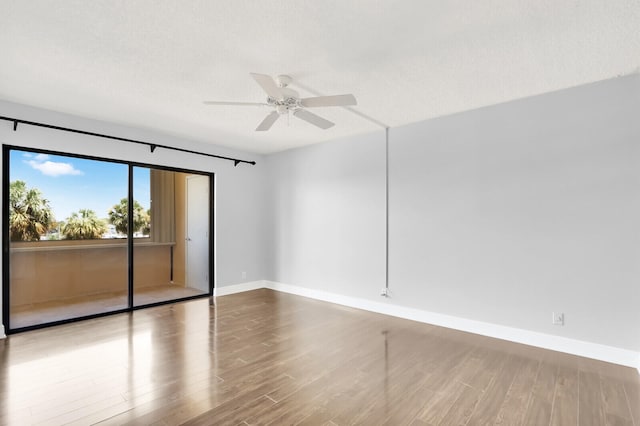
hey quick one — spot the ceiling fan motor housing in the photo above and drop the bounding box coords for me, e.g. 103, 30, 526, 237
276, 74, 293, 88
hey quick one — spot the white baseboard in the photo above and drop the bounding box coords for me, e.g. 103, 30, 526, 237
216, 280, 640, 372
214, 281, 265, 297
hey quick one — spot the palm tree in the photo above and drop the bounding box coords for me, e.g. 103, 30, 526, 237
9, 180, 54, 241
108, 198, 150, 236
142, 209, 151, 236
62, 209, 107, 240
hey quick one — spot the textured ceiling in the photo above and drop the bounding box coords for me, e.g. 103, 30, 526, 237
0, 1, 639, 154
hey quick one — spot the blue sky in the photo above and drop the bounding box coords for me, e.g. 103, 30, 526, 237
10, 150, 150, 222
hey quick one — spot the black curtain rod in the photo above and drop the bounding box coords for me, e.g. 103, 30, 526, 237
0, 115, 256, 167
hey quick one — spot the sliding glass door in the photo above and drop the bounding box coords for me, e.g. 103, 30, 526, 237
4, 147, 212, 331
132, 167, 210, 306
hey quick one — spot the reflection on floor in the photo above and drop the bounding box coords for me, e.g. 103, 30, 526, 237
1, 289, 638, 425
10, 285, 205, 329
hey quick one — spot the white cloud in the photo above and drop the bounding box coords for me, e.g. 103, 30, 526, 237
34, 153, 50, 161
25, 159, 83, 177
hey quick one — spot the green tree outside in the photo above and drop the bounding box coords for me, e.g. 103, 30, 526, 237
142, 209, 151, 235
62, 209, 107, 240
108, 198, 151, 236
9, 180, 54, 241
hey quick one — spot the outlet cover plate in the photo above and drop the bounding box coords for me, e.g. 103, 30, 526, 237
552, 312, 564, 326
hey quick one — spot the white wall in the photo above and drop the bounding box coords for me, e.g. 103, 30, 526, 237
266, 132, 387, 298
0, 100, 269, 330
390, 75, 640, 352
267, 74, 640, 354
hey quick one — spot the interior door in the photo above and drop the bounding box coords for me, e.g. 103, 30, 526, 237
185, 175, 210, 292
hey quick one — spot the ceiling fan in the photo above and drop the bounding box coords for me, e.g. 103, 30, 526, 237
203, 73, 357, 131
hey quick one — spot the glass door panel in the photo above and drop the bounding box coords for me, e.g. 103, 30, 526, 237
8, 150, 129, 329
133, 167, 210, 306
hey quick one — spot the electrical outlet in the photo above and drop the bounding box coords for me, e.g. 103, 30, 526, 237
552, 312, 564, 326
241, 271, 247, 280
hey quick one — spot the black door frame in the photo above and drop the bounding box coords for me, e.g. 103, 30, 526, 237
2, 145, 215, 333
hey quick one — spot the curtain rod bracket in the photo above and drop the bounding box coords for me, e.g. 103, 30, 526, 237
234, 160, 240, 167
13, 120, 18, 131
150, 144, 157, 153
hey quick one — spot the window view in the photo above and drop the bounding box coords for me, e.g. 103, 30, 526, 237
6, 149, 211, 330
9, 152, 135, 242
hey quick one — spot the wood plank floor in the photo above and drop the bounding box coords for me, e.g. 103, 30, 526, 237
0, 288, 638, 425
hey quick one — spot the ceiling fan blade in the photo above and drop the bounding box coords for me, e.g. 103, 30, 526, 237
256, 111, 280, 131
203, 101, 268, 106
250, 73, 283, 100
293, 109, 335, 129
300, 94, 357, 108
